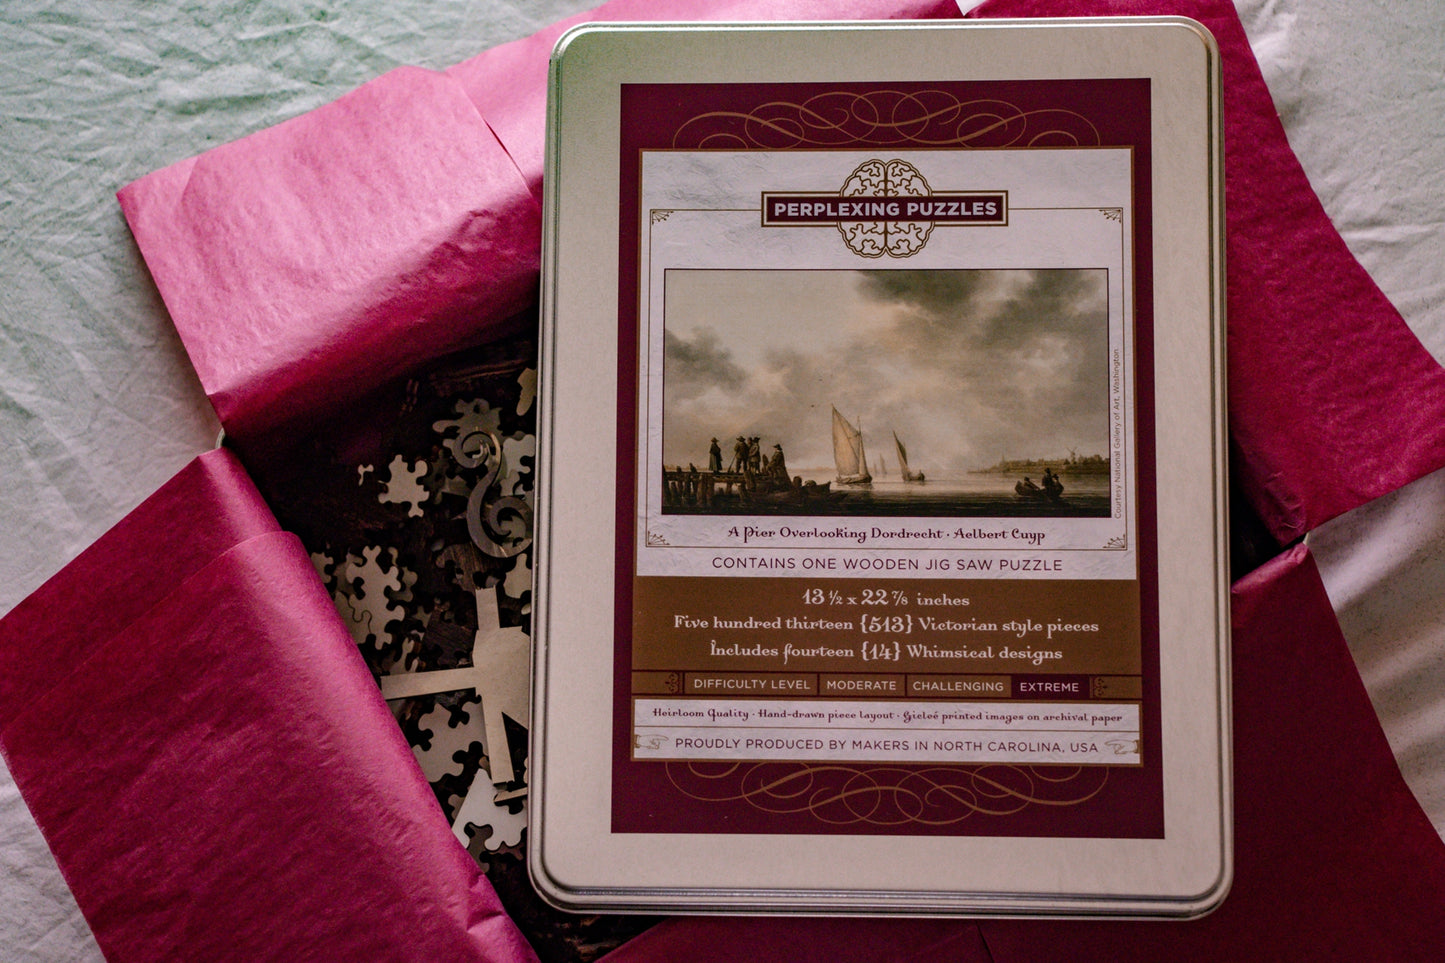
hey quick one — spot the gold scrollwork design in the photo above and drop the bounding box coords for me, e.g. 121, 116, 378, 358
672, 90, 1101, 151
665, 761, 1108, 826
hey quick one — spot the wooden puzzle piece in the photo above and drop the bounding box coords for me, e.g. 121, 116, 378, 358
377, 588, 530, 785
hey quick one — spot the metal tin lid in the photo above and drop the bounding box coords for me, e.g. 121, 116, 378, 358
533, 18, 1228, 917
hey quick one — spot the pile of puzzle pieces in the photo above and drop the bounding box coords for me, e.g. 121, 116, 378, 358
247, 330, 653, 961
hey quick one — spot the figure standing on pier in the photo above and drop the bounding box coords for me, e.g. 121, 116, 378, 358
730, 435, 748, 472
708, 437, 722, 472
768, 443, 789, 484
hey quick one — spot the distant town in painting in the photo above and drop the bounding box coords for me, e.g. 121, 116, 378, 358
660, 268, 1112, 518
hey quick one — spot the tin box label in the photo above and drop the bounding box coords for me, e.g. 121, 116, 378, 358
612, 80, 1162, 838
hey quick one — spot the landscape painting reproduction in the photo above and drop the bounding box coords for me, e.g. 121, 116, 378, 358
660, 268, 1113, 518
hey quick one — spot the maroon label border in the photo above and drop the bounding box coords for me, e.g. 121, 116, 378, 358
611, 79, 1161, 838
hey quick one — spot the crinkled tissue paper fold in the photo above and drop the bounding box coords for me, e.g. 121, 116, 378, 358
0, 450, 536, 963
6, 0, 1445, 961
116, 0, 962, 450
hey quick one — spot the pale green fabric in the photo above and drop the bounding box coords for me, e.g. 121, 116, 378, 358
0, 6, 591, 959
1, 1, 1442, 960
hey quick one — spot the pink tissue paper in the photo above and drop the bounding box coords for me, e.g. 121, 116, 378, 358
3, 0, 1439, 960
117, 0, 960, 449
0, 451, 536, 963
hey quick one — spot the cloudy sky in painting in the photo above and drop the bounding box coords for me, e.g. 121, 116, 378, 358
661, 268, 1110, 475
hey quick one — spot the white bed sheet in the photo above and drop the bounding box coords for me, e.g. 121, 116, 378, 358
0, 1, 1441, 958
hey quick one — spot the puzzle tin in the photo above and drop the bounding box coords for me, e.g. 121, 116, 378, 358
531, 18, 1230, 917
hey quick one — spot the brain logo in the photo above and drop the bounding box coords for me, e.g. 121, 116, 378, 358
837, 159, 934, 258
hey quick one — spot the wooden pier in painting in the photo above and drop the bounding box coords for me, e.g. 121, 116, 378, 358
662, 469, 749, 508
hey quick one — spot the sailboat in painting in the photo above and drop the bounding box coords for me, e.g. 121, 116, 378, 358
831, 406, 872, 486
893, 431, 926, 483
